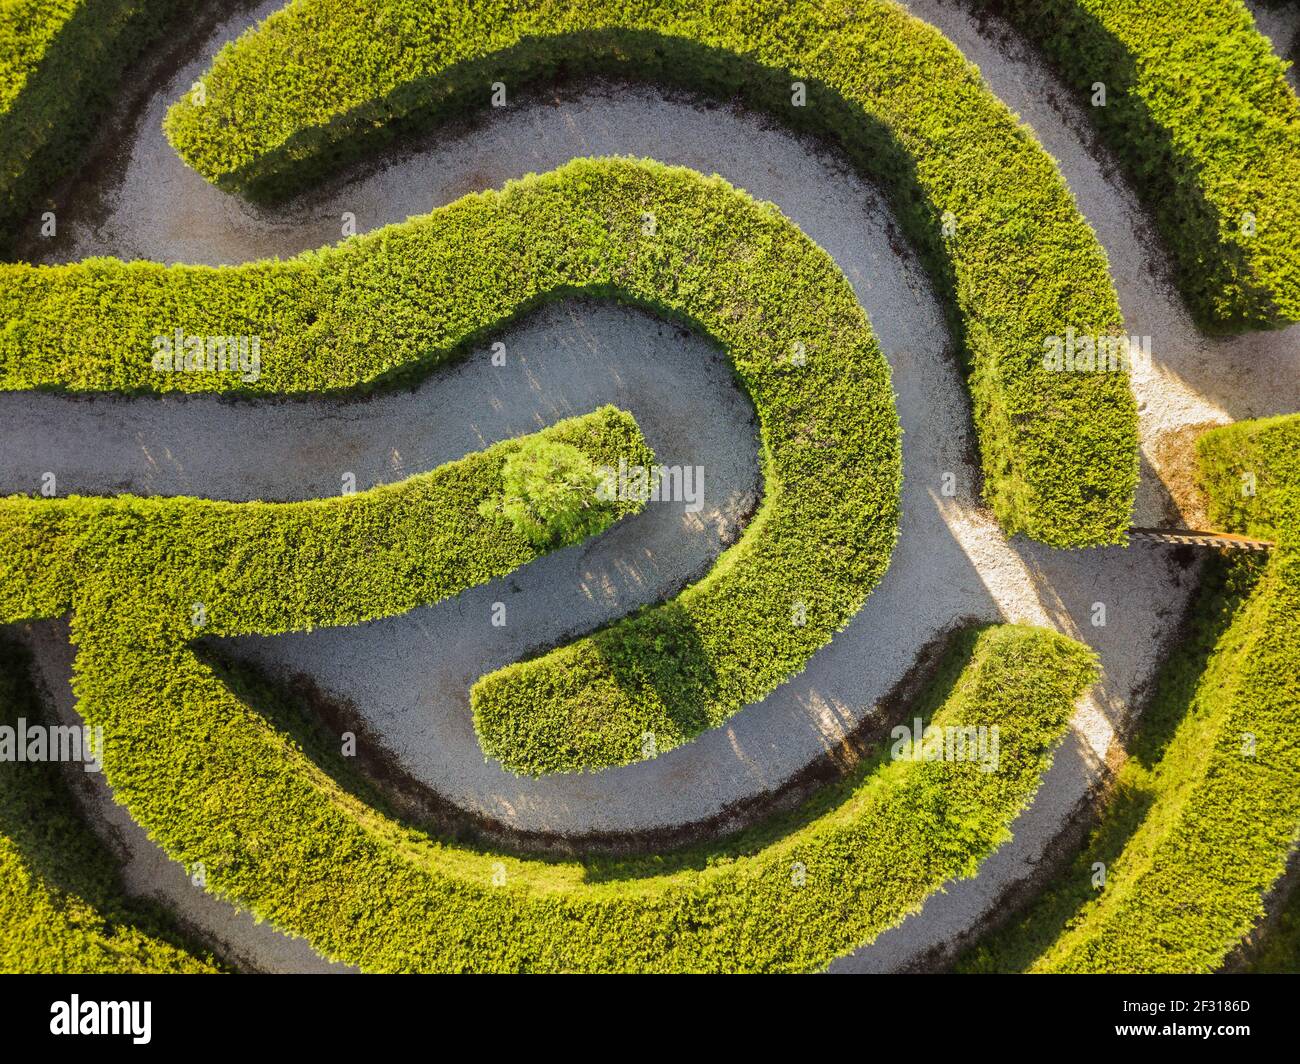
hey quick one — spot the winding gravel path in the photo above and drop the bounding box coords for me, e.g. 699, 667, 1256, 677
5, 0, 1297, 971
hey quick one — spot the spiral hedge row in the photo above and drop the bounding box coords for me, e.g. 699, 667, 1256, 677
50, 609, 1100, 970
0, 361, 1094, 970
1, 157, 907, 774
4, 0, 1294, 974
158, 0, 1141, 548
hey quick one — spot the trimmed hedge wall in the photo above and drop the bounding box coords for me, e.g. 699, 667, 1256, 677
159, 0, 1139, 547
977, 0, 1300, 331
0, 0, 200, 254
959, 416, 1300, 973
1196, 412, 1300, 543
1, 157, 905, 774
0, 635, 218, 973
0, 405, 652, 634
28, 607, 1100, 970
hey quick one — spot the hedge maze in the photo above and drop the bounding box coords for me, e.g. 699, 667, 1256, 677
962, 415, 1300, 973
1, 0, 1298, 974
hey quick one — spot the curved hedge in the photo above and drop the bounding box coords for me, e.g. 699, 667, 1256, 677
0, 157, 904, 774
0, 0, 200, 253
960, 415, 1300, 973
0, 635, 218, 974
976, 0, 1300, 331
28, 603, 1101, 970
158, 0, 1139, 548
0, 405, 652, 634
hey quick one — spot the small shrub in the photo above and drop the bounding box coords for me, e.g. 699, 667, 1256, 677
484, 438, 610, 549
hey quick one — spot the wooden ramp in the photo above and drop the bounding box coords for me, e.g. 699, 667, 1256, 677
1128, 527, 1276, 551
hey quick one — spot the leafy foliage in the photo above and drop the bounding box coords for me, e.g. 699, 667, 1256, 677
484, 438, 609, 549
975, 0, 1300, 330
0, 158, 904, 774
0, 406, 652, 636
1196, 413, 1300, 543
159, 0, 1140, 547
0, 635, 219, 973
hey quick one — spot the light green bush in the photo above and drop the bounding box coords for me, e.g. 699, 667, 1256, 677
484, 438, 610, 549
1196, 412, 1300, 543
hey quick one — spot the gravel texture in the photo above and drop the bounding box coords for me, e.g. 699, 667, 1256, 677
1247, 0, 1300, 92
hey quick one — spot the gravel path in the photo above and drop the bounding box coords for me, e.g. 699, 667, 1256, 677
1247, 0, 1300, 93
4, 0, 1295, 971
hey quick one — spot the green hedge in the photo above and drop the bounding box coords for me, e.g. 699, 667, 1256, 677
959, 416, 1300, 973
976, 0, 1300, 331
21, 600, 1100, 970
0, 157, 905, 774
1196, 412, 1300, 543
159, 0, 1139, 547
0, 405, 651, 634
0, 635, 219, 973
2, 370, 1099, 969
0, 0, 200, 254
